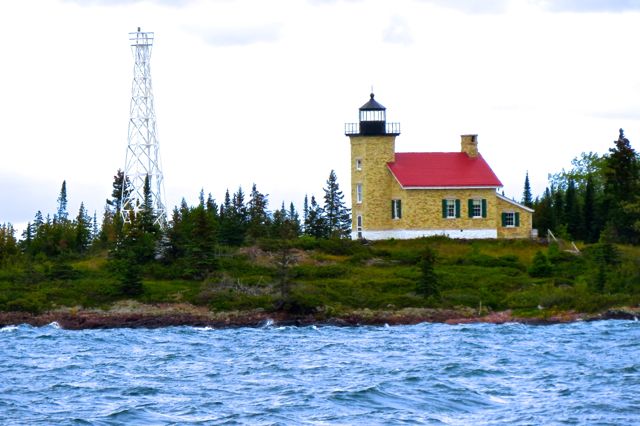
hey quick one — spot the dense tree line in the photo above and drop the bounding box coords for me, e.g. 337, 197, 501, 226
0, 169, 351, 292
530, 129, 640, 244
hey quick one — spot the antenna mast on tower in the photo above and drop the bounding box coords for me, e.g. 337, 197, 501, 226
122, 27, 166, 224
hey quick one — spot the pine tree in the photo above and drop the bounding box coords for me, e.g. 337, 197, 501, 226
56, 180, 68, 223
302, 194, 309, 233
522, 171, 533, 208
92, 211, 99, 242
583, 175, 598, 243
304, 196, 327, 238
322, 170, 351, 239
288, 202, 302, 237
74, 202, 92, 253
603, 128, 640, 243
246, 183, 270, 241
416, 246, 439, 298
107, 169, 130, 215
533, 188, 554, 238
564, 178, 581, 240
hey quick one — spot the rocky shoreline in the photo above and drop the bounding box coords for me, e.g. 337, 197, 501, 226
1, 301, 639, 330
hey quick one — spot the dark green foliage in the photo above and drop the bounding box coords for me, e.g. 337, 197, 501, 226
304, 195, 327, 239
416, 247, 439, 298
522, 171, 533, 208
528, 251, 553, 277
56, 180, 68, 223
246, 184, 270, 242
322, 170, 351, 239
0, 224, 19, 267
75, 202, 92, 253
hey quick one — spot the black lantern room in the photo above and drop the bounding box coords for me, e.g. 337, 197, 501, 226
345, 93, 400, 136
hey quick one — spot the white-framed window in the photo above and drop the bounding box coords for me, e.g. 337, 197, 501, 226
468, 198, 487, 218
356, 183, 363, 203
504, 212, 514, 227
443, 199, 459, 219
502, 212, 520, 227
355, 158, 362, 171
356, 215, 363, 239
471, 199, 482, 218
391, 199, 402, 219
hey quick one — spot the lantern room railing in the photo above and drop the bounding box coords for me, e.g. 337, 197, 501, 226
344, 122, 401, 136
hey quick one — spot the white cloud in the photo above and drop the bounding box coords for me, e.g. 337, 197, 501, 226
383, 16, 413, 45
189, 23, 282, 46
536, 0, 640, 13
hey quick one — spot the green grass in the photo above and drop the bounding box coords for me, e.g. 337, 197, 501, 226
2, 238, 640, 316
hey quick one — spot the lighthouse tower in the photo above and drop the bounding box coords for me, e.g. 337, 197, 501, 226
122, 27, 166, 224
345, 93, 400, 239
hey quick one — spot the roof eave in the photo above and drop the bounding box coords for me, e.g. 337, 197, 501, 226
496, 193, 535, 212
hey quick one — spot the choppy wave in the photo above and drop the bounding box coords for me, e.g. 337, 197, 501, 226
0, 321, 638, 425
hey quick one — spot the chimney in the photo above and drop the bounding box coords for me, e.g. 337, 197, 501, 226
461, 134, 478, 157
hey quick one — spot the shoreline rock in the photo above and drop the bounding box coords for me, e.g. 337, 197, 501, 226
0, 303, 638, 330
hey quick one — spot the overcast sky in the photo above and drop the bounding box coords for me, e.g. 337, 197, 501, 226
2, 0, 640, 233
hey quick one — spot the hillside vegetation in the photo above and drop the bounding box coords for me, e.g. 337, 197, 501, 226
1, 237, 639, 320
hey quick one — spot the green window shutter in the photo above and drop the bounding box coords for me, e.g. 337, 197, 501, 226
515, 212, 520, 227
501, 213, 506, 227
468, 199, 473, 218
398, 200, 402, 218
482, 199, 487, 218
391, 200, 394, 219
455, 199, 461, 218
442, 199, 447, 218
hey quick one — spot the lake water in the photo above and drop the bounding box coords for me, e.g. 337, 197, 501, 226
1, 320, 639, 425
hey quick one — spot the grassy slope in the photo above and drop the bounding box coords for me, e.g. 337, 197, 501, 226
1, 237, 639, 318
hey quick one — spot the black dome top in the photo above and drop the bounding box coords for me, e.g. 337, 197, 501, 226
359, 93, 386, 111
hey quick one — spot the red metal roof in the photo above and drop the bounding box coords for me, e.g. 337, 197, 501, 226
387, 152, 503, 188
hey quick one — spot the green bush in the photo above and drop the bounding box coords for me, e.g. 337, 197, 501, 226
528, 251, 553, 277
291, 264, 350, 279
5, 294, 48, 314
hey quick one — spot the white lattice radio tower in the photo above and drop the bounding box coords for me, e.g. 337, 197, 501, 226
122, 27, 166, 224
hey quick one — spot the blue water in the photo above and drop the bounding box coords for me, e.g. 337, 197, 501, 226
1, 320, 639, 425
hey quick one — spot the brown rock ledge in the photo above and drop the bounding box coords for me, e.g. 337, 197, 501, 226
0, 302, 638, 330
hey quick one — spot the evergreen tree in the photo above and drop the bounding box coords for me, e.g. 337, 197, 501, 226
416, 246, 439, 298
304, 196, 327, 238
288, 202, 302, 237
246, 183, 270, 241
532, 188, 554, 238
92, 211, 99, 242
552, 187, 564, 234
603, 129, 640, 243
302, 194, 309, 233
322, 170, 351, 239
0, 223, 19, 266
107, 169, 130, 215
56, 180, 68, 222
522, 171, 533, 208
219, 187, 248, 245
583, 175, 598, 243
564, 178, 581, 240
74, 202, 92, 253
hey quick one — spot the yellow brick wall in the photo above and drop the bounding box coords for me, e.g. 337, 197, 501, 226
350, 135, 396, 232
387, 185, 499, 231
495, 196, 533, 238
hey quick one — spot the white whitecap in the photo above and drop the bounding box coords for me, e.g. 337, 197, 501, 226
262, 319, 275, 327
0, 325, 18, 332
48, 321, 61, 329
489, 395, 508, 404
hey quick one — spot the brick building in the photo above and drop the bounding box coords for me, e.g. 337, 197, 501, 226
345, 94, 533, 240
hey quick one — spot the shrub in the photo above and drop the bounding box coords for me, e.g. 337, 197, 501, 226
529, 251, 553, 277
